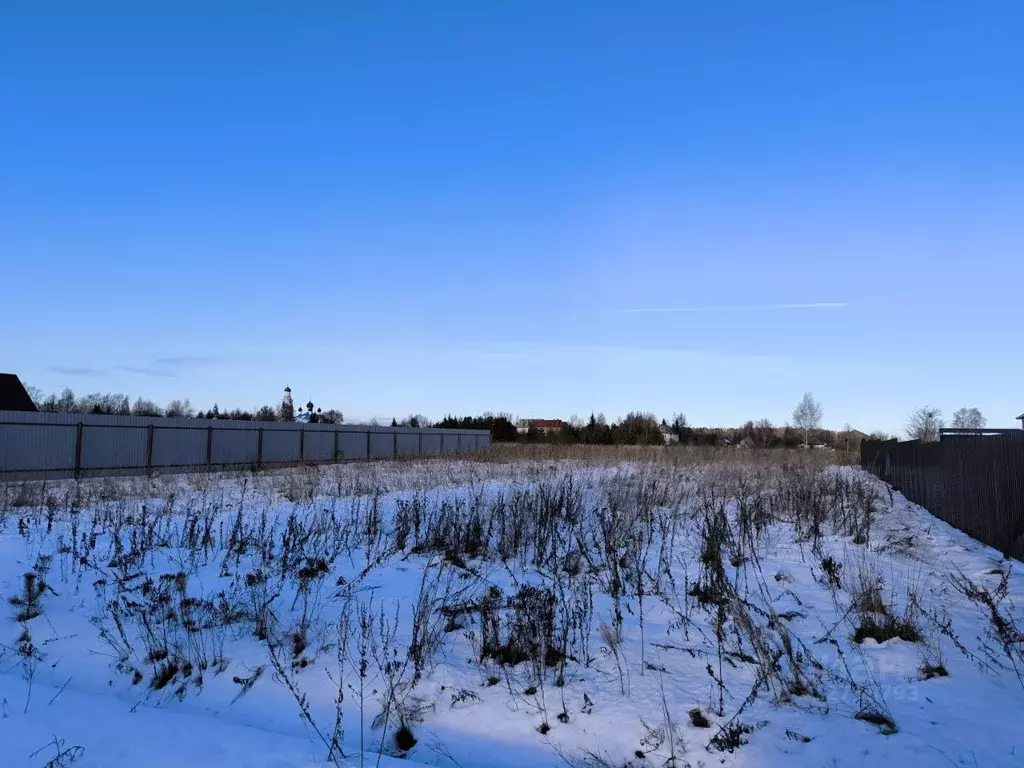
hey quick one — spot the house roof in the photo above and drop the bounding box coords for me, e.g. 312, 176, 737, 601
0, 373, 38, 412
1017, 413, 1024, 420
529, 419, 565, 429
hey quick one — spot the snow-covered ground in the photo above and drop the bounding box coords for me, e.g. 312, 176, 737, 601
1, 457, 1022, 768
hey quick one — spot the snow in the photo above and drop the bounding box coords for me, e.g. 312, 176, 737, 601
1, 459, 1022, 767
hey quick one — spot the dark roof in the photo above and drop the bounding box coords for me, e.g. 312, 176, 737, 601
0, 373, 38, 412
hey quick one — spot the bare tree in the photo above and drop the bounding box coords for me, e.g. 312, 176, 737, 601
81, 393, 130, 415
751, 418, 776, 449
254, 404, 278, 422
165, 399, 195, 418
24, 384, 44, 408
131, 397, 163, 417
37, 388, 131, 414
320, 409, 343, 425
57, 388, 77, 412
792, 392, 823, 446
951, 407, 986, 433
905, 406, 943, 442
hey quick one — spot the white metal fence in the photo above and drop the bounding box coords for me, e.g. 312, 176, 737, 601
0, 410, 491, 480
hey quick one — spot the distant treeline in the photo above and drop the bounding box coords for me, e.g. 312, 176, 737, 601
25, 387, 872, 448
27, 387, 343, 424
435, 413, 871, 449
434, 412, 671, 445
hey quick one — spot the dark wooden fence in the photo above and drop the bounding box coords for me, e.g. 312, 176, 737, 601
861, 434, 1024, 561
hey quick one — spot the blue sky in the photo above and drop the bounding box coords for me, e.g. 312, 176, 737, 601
3, 2, 1022, 432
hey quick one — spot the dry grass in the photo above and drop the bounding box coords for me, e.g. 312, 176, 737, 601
1, 447, 898, 764
482, 442, 855, 468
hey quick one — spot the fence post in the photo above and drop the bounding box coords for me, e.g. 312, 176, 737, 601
418, 430, 423, 457
206, 426, 213, 471
146, 424, 155, 475
74, 423, 84, 480
366, 430, 371, 460
257, 428, 264, 470
300, 429, 305, 463
393, 430, 398, 460
333, 429, 339, 462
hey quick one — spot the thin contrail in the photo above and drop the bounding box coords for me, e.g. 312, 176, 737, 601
618, 302, 850, 314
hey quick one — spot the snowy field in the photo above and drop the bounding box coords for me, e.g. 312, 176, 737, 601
1, 452, 1023, 768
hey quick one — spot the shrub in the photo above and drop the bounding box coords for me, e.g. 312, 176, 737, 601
688, 708, 710, 728
819, 556, 843, 589
709, 721, 753, 752
394, 725, 417, 751
855, 708, 897, 734
852, 613, 921, 644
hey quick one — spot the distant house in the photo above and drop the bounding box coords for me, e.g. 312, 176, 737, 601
0, 373, 37, 412
659, 425, 679, 445
517, 419, 566, 435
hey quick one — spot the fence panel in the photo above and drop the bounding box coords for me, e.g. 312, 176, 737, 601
862, 434, 1024, 561
211, 429, 260, 466
338, 431, 368, 460
302, 430, 334, 462
81, 426, 148, 470
0, 411, 490, 479
0, 423, 77, 472
261, 430, 302, 463
368, 432, 394, 459
396, 433, 420, 458
421, 433, 442, 456
152, 427, 207, 469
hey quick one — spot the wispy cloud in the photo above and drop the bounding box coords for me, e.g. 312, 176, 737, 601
47, 365, 102, 377
617, 302, 851, 314
114, 365, 176, 378
46, 357, 217, 380
155, 355, 217, 368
